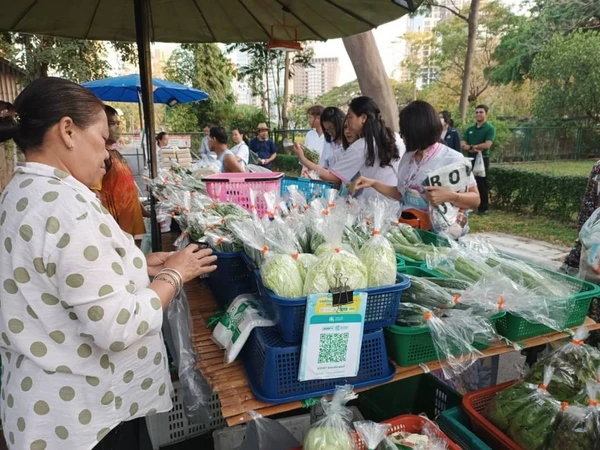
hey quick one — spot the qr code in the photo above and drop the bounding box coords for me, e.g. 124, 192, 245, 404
318, 333, 349, 364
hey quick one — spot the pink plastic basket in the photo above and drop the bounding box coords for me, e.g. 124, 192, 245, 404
202, 172, 284, 217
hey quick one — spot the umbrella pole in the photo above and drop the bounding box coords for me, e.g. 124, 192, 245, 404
134, 0, 162, 252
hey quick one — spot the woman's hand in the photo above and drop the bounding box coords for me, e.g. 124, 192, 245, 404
425, 186, 457, 207
163, 245, 218, 283
146, 252, 173, 277
353, 176, 376, 191
293, 142, 306, 161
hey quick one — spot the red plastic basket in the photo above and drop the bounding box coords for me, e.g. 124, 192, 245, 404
356, 414, 461, 450
462, 381, 523, 450
202, 172, 283, 217
293, 414, 461, 450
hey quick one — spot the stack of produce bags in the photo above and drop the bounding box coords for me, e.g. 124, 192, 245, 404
486, 327, 600, 450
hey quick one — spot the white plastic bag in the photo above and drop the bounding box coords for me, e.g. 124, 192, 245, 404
578, 207, 600, 283
473, 152, 486, 177
212, 294, 274, 364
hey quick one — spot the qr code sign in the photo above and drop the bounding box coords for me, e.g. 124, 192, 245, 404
318, 332, 349, 364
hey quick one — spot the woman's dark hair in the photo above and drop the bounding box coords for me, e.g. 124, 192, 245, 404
0, 77, 104, 152
320, 107, 345, 143
440, 110, 454, 128
156, 131, 168, 143
399, 100, 443, 153
348, 96, 398, 167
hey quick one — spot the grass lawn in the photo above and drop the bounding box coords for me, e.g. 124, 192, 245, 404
469, 210, 577, 247
495, 159, 597, 177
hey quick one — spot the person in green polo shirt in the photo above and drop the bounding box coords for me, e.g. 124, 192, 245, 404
461, 104, 496, 215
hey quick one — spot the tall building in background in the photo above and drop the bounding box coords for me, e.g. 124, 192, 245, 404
403, 0, 467, 89
293, 57, 340, 100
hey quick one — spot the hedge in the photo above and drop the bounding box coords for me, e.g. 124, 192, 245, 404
272, 154, 301, 176
488, 166, 587, 221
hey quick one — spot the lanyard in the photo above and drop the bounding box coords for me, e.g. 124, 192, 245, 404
404, 143, 441, 190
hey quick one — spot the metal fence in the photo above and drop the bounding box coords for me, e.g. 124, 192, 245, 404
495, 126, 600, 163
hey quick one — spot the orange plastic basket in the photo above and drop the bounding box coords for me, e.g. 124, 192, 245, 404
462, 381, 523, 450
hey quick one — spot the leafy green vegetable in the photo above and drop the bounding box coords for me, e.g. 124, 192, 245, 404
358, 236, 396, 287
507, 389, 561, 450
296, 253, 318, 281
525, 331, 600, 402
303, 427, 355, 450
303, 250, 368, 295
487, 382, 538, 432
261, 254, 304, 298
547, 404, 600, 450
304, 148, 321, 164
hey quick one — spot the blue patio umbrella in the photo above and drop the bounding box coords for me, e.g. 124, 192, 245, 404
82, 73, 209, 105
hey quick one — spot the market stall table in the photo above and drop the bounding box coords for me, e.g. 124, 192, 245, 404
183, 277, 600, 426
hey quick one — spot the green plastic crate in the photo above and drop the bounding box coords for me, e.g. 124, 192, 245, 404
357, 373, 462, 422
495, 268, 600, 341
385, 311, 505, 367
438, 406, 491, 450
396, 229, 451, 267
397, 266, 441, 278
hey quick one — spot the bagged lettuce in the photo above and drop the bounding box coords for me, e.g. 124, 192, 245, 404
303, 385, 357, 450
507, 366, 561, 450
547, 381, 600, 450
358, 198, 399, 287
304, 207, 368, 296
525, 327, 600, 402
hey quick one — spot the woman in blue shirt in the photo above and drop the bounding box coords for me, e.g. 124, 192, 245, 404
440, 110, 462, 152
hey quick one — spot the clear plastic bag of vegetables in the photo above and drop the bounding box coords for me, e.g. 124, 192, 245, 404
354, 421, 390, 450
397, 303, 495, 378
304, 207, 368, 296
237, 410, 301, 450
357, 198, 399, 287
228, 217, 305, 299
525, 327, 600, 402
202, 229, 241, 253
425, 244, 490, 283
506, 366, 562, 450
427, 307, 496, 379
547, 381, 600, 450
404, 276, 458, 310
303, 385, 357, 450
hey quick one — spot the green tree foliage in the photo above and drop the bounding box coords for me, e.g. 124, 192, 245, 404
431, 1, 516, 103
164, 43, 235, 132
0, 33, 135, 83
531, 31, 600, 123
316, 79, 413, 109
490, 0, 600, 84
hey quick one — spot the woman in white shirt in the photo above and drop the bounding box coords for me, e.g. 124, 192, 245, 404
355, 100, 480, 232
0, 77, 217, 450
317, 107, 345, 169
294, 97, 401, 200
230, 128, 249, 169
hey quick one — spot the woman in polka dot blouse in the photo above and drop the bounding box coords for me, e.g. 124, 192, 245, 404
0, 78, 218, 450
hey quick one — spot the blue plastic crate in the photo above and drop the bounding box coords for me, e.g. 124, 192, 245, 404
242, 253, 410, 343
206, 250, 256, 310
241, 326, 395, 403
280, 176, 334, 200
438, 406, 491, 450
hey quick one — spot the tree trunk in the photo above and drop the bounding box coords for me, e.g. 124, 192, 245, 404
459, 0, 481, 121
343, 31, 399, 132
281, 52, 291, 138
265, 61, 271, 125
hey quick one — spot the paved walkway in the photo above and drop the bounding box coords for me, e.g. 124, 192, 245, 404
463, 232, 570, 271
